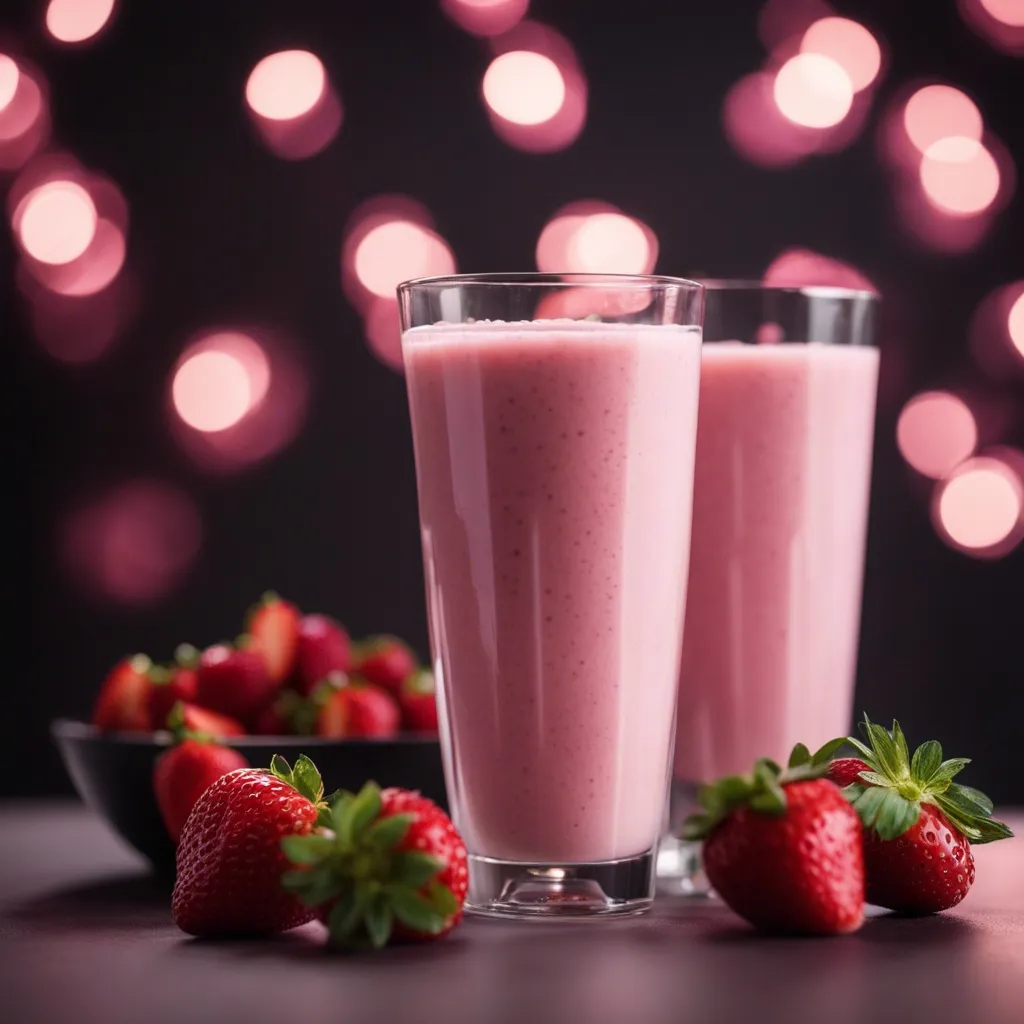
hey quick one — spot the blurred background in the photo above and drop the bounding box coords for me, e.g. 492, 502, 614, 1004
2, 0, 1022, 800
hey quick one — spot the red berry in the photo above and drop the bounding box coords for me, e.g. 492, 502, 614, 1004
838, 717, 1012, 915
147, 667, 199, 731
293, 614, 351, 696
399, 669, 438, 734
316, 683, 400, 738
175, 702, 247, 739
352, 635, 416, 693
282, 783, 468, 949
248, 594, 301, 684
92, 655, 153, 733
864, 805, 976, 914
702, 778, 865, 935
172, 757, 327, 936
195, 644, 279, 726
826, 757, 872, 788
154, 740, 249, 843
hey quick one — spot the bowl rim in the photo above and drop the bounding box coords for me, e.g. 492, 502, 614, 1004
51, 718, 440, 748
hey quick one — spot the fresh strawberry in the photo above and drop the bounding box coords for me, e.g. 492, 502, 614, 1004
351, 635, 417, 693
684, 739, 864, 935
195, 643, 279, 726
147, 644, 201, 730
399, 669, 438, 733
154, 706, 249, 843
838, 716, 1013, 914
316, 681, 400, 738
247, 593, 301, 685
826, 757, 872, 789
172, 755, 331, 936
282, 782, 467, 949
92, 655, 154, 732
176, 701, 247, 738
294, 614, 351, 696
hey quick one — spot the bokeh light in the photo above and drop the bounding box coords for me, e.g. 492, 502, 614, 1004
45, 0, 117, 45
773, 53, 854, 128
341, 195, 457, 321
170, 329, 307, 471
801, 18, 882, 92
570, 213, 652, 274
442, 0, 530, 39
535, 200, 657, 275
246, 51, 325, 121
763, 248, 877, 293
903, 85, 982, 155
896, 391, 978, 479
14, 180, 97, 265
932, 454, 1024, 558
365, 297, 403, 372
355, 221, 456, 299
61, 480, 202, 606
1009, 292, 1024, 356
482, 50, 565, 125
483, 21, 587, 152
968, 281, 1024, 376
173, 349, 260, 433
0, 54, 18, 112
0, 62, 49, 170
245, 50, 342, 159
722, 71, 821, 167
980, 0, 1024, 23
10, 164, 130, 299
958, 0, 1024, 56
920, 139, 1001, 216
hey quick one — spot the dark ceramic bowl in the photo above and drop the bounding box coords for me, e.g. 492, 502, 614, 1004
52, 719, 447, 874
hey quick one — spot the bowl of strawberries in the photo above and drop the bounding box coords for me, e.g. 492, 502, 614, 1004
52, 594, 446, 873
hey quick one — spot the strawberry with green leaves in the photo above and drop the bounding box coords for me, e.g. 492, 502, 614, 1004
147, 644, 201, 731
684, 739, 864, 935
153, 703, 249, 843
830, 716, 1013, 914
281, 781, 467, 949
351, 635, 417, 693
172, 755, 331, 936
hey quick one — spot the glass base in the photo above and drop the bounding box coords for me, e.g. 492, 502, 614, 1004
655, 835, 712, 897
465, 851, 655, 918
656, 778, 713, 897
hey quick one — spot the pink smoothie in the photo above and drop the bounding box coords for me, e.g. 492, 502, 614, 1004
674, 342, 879, 783
404, 320, 702, 863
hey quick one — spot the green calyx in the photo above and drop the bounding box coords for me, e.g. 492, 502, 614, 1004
841, 715, 1013, 844
166, 701, 211, 746
279, 673, 347, 736
268, 754, 333, 826
280, 781, 457, 950
682, 738, 847, 841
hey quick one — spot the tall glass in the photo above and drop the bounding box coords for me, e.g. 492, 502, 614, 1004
399, 273, 705, 917
659, 282, 879, 893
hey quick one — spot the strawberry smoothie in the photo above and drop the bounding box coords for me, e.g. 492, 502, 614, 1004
674, 342, 879, 784
404, 319, 702, 864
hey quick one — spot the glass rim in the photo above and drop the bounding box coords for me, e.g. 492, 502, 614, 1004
397, 272, 704, 294
697, 278, 879, 302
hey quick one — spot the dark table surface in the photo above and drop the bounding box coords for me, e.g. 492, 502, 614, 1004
1, 802, 1022, 1024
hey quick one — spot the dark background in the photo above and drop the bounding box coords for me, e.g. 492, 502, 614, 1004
3, 1, 1022, 800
